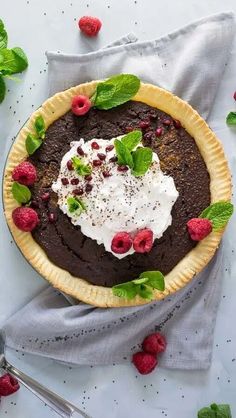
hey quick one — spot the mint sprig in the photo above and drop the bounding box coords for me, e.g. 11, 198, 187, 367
25, 115, 46, 155
67, 196, 86, 214
226, 112, 236, 126
200, 202, 233, 231
114, 130, 153, 176
0, 20, 28, 103
112, 271, 165, 300
12, 181, 31, 204
92, 74, 140, 110
198, 403, 231, 418
71, 156, 92, 176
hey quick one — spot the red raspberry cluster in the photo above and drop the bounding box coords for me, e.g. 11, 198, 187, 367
132, 333, 167, 375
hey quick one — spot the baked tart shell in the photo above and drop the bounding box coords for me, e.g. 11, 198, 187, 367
3, 81, 232, 307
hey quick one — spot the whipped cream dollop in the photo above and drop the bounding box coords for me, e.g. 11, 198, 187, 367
52, 136, 179, 259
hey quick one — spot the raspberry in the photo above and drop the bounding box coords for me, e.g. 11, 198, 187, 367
132, 352, 158, 375
72, 95, 91, 116
78, 16, 102, 37
77, 146, 85, 156
111, 232, 132, 254
233, 91, 236, 101
142, 333, 167, 355
0, 374, 20, 396
12, 207, 39, 232
133, 229, 153, 253
187, 218, 212, 241
12, 161, 37, 186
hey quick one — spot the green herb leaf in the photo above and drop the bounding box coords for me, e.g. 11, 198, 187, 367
132, 277, 149, 285
139, 271, 165, 291
94, 74, 140, 110
112, 282, 138, 300
67, 196, 86, 214
198, 407, 216, 418
0, 75, 6, 103
35, 115, 46, 139
226, 112, 236, 126
0, 47, 28, 75
71, 156, 92, 176
114, 139, 134, 168
200, 201, 233, 231
121, 130, 142, 151
136, 284, 153, 300
12, 181, 31, 204
25, 133, 42, 155
198, 404, 232, 418
132, 147, 153, 176
0, 19, 8, 49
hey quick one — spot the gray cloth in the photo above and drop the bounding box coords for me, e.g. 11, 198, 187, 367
3, 12, 235, 369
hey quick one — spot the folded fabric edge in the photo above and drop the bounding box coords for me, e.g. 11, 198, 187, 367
45, 11, 235, 62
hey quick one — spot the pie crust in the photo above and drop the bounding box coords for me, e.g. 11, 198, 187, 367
3, 81, 232, 307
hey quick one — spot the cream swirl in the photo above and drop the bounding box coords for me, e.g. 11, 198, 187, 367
52, 136, 179, 259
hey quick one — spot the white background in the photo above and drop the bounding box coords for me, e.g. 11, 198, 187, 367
0, 0, 236, 417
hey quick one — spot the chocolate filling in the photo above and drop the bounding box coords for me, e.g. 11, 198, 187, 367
29, 101, 210, 287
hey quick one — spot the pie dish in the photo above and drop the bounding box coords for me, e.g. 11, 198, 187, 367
3, 78, 232, 307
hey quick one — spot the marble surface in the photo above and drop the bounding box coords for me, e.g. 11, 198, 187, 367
0, 0, 236, 417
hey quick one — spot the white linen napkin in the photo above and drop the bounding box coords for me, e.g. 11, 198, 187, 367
3, 12, 235, 369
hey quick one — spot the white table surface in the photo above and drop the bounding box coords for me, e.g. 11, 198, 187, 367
0, 0, 236, 417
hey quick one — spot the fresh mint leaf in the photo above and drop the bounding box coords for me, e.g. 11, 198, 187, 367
94, 74, 140, 110
132, 277, 149, 285
67, 196, 86, 214
34, 115, 46, 139
215, 404, 232, 418
139, 271, 165, 291
121, 130, 142, 151
12, 181, 31, 204
0, 75, 6, 103
198, 407, 216, 418
132, 147, 153, 176
226, 112, 236, 126
136, 284, 153, 300
0, 47, 28, 75
25, 133, 42, 155
198, 404, 232, 418
114, 139, 133, 168
112, 282, 138, 300
71, 156, 92, 176
0, 19, 8, 49
200, 201, 233, 231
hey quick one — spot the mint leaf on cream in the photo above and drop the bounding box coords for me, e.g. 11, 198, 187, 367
25, 133, 42, 155
12, 181, 31, 204
200, 201, 233, 231
226, 112, 236, 126
132, 147, 153, 176
93, 74, 140, 110
121, 130, 142, 151
67, 196, 86, 214
71, 156, 92, 176
114, 139, 134, 168
112, 270, 165, 300
35, 115, 46, 139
